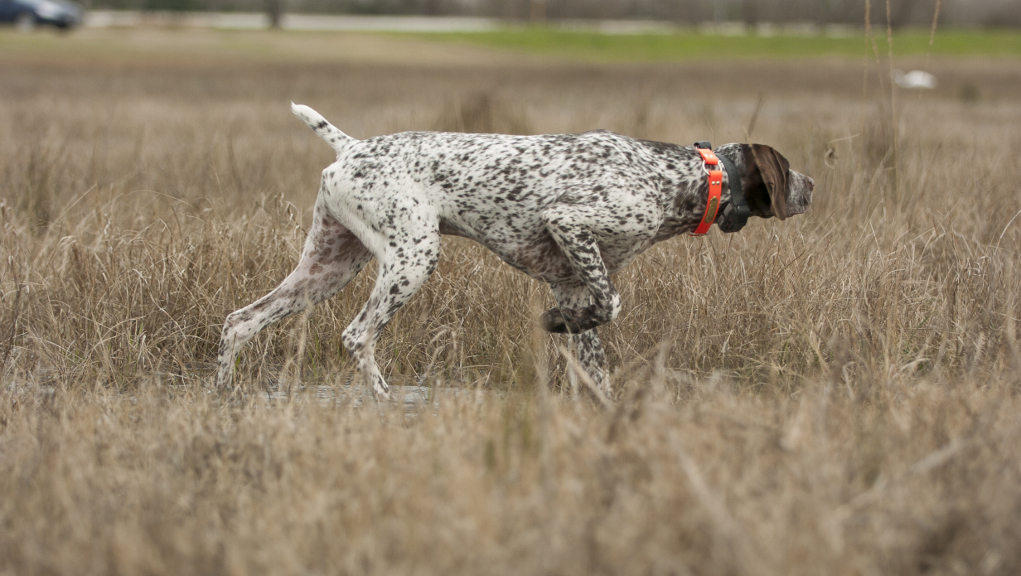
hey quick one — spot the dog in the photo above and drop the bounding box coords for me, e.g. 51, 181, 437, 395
216, 103, 814, 399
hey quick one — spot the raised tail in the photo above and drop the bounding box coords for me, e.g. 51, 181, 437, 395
291, 102, 354, 154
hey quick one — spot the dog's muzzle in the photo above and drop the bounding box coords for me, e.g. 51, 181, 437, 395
788, 172, 814, 217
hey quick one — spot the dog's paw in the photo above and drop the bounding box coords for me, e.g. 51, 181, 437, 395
541, 308, 570, 333
571, 308, 602, 332
542, 307, 604, 333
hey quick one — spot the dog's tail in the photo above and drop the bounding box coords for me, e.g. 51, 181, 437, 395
291, 102, 354, 154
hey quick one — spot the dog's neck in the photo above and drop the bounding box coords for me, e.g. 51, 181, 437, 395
713, 146, 750, 233
652, 144, 741, 242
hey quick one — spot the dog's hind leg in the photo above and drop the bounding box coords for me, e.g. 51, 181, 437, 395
216, 204, 372, 389
549, 280, 610, 397
339, 210, 441, 400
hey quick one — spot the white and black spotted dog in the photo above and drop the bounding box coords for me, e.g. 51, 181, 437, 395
216, 103, 814, 399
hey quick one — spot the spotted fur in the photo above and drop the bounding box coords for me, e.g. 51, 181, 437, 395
215, 104, 814, 399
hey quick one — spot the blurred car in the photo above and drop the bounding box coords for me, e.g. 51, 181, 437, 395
0, 0, 83, 30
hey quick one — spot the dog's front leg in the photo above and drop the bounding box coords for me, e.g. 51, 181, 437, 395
539, 204, 622, 334
549, 280, 610, 396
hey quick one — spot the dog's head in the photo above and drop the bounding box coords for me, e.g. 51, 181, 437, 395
717, 144, 814, 232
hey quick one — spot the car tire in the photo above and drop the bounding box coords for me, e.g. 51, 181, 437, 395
15, 12, 35, 32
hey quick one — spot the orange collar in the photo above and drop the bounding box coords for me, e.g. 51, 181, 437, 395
690, 147, 723, 236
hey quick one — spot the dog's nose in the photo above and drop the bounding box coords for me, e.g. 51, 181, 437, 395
807, 176, 815, 190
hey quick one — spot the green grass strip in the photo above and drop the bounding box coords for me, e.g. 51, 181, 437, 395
409, 27, 1021, 60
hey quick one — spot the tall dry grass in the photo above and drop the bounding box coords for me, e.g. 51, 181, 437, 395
2, 30, 1021, 574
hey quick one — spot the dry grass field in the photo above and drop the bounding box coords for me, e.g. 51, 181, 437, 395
3, 27, 1021, 575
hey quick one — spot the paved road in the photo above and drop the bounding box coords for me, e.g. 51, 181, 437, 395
83, 11, 683, 34
85, 11, 497, 31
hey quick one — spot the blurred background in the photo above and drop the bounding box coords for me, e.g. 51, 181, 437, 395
4, 0, 1021, 30
2, 0, 1020, 391
75, 0, 1021, 28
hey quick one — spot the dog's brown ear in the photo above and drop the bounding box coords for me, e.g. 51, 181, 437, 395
751, 144, 791, 221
